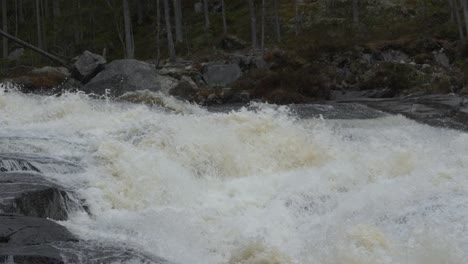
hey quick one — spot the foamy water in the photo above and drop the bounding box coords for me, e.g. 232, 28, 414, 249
1, 86, 467, 264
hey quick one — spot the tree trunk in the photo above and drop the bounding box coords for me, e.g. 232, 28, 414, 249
14, 0, 18, 37
221, 0, 227, 34
261, 0, 265, 53
295, 0, 300, 35
137, 0, 143, 24
248, 0, 257, 48
273, 0, 281, 42
19, 0, 25, 24
2, 0, 7, 59
35, 0, 43, 49
353, 0, 359, 25
123, 0, 135, 58
52, 0, 60, 17
203, 0, 210, 30
0, 29, 69, 68
462, 0, 468, 34
449, 0, 455, 22
163, 0, 176, 62
453, 0, 465, 41
174, 0, 183, 43
41, 0, 48, 50
156, 0, 161, 66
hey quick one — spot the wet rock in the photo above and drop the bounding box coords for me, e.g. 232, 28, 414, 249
71, 50, 106, 83
169, 79, 198, 99
0, 153, 82, 174
203, 63, 242, 87
0, 172, 79, 220
0, 214, 171, 264
434, 52, 450, 68
338, 94, 468, 131
6, 69, 68, 94
83, 59, 172, 97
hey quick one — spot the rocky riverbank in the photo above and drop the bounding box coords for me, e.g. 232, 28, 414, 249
1, 35, 468, 131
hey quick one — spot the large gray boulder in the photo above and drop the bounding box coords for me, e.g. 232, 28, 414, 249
203, 63, 242, 87
71, 51, 106, 83
83, 59, 176, 97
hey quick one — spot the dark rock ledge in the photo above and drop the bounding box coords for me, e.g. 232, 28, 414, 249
0, 154, 173, 264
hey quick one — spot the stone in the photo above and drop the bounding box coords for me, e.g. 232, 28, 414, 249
71, 51, 106, 83
0, 172, 79, 220
169, 79, 198, 99
203, 64, 242, 87
83, 59, 172, 97
0, 214, 171, 264
158, 74, 179, 94
0, 153, 82, 174
7, 48, 24, 61
434, 52, 450, 68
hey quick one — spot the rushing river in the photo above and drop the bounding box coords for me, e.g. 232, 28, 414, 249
1, 87, 468, 264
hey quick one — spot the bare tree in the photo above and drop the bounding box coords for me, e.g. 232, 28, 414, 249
35, 0, 43, 49
248, 0, 257, 48
221, 0, 227, 34
449, 0, 455, 22
353, 0, 359, 25
203, 0, 210, 30
137, 0, 143, 24
123, 0, 135, 58
52, 0, 61, 17
294, 0, 302, 35
273, 0, 281, 42
453, 0, 465, 41
163, 0, 176, 62
2, 0, 7, 58
261, 0, 265, 53
461, 0, 468, 34
174, 0, 183, 43
156, 0, 161, 66
19, 0, 25, 24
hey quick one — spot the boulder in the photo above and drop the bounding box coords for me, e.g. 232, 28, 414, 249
71, 51, 106, 83
169, 79, 198, 99
0, 172, 79, 220
0, 214, 171, 264
83, 59, 175, 97
203, 63, 242, 87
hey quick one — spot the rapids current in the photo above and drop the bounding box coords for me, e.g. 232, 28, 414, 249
1, 87, 467, 264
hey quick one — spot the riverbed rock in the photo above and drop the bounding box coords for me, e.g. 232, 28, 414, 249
203, 63, 242, 87
0, 172, 79, 220
71, 51, 106, 83
0, 214, 171, 264
83, 59, 173, 97
338, 94, 468, 131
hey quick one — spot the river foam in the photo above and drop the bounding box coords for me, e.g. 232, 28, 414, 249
1, 87, 467, 264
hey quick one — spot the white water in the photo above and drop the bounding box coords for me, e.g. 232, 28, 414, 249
1, 87, 468, 264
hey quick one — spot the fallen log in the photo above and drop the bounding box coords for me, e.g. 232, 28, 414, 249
0, 29, 70, 70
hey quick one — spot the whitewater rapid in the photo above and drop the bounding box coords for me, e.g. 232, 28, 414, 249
1, 87, 467, 264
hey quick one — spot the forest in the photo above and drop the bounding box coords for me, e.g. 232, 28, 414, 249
1, 0, 468, 104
